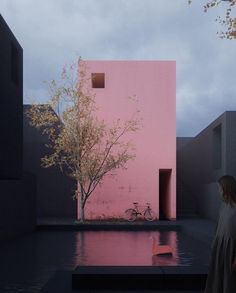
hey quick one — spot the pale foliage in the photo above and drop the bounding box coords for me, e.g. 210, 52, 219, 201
26, 59, 142, 221
189, 0, 236, 39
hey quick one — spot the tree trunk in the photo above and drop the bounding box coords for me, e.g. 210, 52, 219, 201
80, 186, 85, 223
80, 203, 85, 223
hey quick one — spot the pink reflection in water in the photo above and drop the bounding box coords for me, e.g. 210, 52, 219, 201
76, 231, 182, 266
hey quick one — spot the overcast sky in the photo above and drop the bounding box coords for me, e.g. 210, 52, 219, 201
1, 0, 235, 137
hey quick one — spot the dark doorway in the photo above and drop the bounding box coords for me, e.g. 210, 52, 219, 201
159, 169, 172, 220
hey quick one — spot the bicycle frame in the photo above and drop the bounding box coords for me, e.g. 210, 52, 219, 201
133, 203, 151, 215
124, 202, 154, 221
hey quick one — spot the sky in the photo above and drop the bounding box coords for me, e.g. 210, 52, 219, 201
1, 0, 236, 137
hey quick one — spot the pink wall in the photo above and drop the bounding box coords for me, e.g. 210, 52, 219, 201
78, 61, 176, 220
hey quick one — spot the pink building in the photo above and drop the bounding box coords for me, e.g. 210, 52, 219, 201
78, 61, 176, 220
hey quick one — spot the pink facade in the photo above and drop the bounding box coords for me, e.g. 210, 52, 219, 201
78, 61, 176, 220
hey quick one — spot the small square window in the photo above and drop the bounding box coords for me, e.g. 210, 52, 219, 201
91, 73, 105, 88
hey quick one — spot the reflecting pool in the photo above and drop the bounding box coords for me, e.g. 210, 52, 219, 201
0, 230, 210, 292
75, 230, 204, 266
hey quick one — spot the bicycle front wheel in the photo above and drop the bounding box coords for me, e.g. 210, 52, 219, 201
124, 208, 137, 221
144, 209, 155, 221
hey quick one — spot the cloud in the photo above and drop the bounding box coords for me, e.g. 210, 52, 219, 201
0, 0, 235, 136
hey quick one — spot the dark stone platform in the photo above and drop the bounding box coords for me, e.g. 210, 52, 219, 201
39, 270, 204, 293
37, 219, 182, 231
72, 265, 208, 291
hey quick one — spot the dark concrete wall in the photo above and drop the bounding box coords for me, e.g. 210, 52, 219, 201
177, 111, 236, 221
0, 14, 23, 179
23, 105, 77, 219
0, 15, 36, 244
226, 111, 236, 177
0, 173, 36, 243
176, 137, 199, 217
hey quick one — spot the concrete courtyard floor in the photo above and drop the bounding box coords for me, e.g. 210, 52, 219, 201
0, 217, 216, 293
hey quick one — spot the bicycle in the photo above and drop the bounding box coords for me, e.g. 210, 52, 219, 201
124, 202, 155, 221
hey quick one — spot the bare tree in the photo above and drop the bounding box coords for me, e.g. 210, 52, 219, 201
26, 59, 142, 222
188, 0, 236, 39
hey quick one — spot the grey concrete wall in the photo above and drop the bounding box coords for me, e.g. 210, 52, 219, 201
177, 111, 236, 221
177, 137, 199, 217
200, 182, 222, 221
226, 111, 236, 177
23, 105, 77, 219
177, 137, 193, 151
0, 14, 23, 179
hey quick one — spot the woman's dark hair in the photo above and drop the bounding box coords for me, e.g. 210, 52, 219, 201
218, 175, 236, 207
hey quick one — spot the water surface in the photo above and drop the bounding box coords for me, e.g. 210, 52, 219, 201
0, 230, 210, 292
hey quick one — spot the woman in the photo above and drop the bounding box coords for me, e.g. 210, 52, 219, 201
205, 175, 236, 293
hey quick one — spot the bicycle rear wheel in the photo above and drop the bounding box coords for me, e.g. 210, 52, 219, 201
124, 208, 137, 221
144, 209, 154, 221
